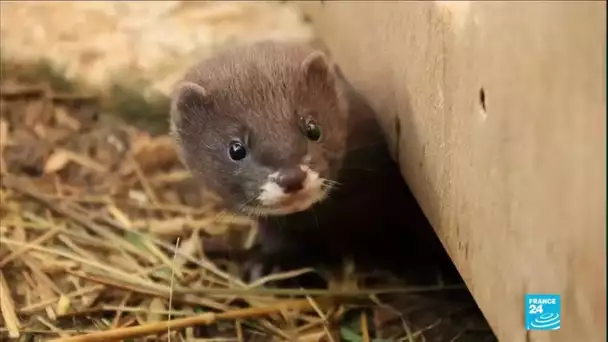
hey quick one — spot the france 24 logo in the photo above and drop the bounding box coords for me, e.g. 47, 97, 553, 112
525, 294, 561, 330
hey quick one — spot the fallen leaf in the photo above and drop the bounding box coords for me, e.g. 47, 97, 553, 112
147, 298, 166, 323
63, 150, 108, 173
340, 327, 362, 342
128, 190, 149, 203
174, 232, 200, 268
44, 150, 71, 174
132, 135, 179, 172
56, 295, 71, 315
54, 106, 81, 131
107, 205, 132, 228
148, 217, 188, 236
297, 330, 326, 342
202, 222, 229, 236
0, 119, 10, 147
33, 123, 47, 139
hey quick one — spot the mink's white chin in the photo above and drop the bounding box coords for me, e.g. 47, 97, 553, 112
247, 195, 327, 216
248, 165, 329, 216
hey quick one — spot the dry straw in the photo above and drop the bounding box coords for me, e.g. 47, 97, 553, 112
0, 75, 471, 341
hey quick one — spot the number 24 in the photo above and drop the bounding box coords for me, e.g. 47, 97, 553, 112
529, 304, 544, 314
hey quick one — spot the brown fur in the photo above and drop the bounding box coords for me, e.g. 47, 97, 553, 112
170, 41, 348, 211
170, 41, 458, 286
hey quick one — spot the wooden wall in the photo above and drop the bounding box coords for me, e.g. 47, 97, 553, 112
296, 2, 606, 341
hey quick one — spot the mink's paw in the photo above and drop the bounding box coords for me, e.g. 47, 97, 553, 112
241, 253, 326, 288
242, 222, 328, 288
241, 258, 283, 285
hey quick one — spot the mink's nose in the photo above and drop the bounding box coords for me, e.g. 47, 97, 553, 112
277, 168, 307, 193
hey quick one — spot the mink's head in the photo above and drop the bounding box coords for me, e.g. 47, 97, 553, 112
170, 42, 348, 216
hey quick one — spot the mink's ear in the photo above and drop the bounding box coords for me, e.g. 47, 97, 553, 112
170, 81, 210, 127
300, 50, 334, 82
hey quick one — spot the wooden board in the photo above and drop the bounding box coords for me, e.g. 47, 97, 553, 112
297, 2, 606, 341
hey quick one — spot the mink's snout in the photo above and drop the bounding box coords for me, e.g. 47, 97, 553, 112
276, 167, 307, 193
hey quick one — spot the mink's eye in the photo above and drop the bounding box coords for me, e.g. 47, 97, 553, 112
228, 141, 247, 161
305, 119, 322, 141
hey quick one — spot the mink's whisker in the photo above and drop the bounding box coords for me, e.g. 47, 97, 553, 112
339, 166, 384, 174
237, 195, 264, 219
321, 179, 341, 187
321, 179, 341, 192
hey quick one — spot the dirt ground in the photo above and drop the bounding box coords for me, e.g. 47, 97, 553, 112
0, 53, 497, 342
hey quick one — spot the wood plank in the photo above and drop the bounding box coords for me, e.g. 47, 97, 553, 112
297, 2, 606, 341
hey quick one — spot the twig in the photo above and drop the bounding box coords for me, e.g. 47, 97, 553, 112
129, 153, 160, 206
361, 311, 370, 342
306, 296, 335, 342
106, 204, 183, 280
235, 320, 244, 342
110, 292, 132, 328
247, 267, 316, 288
397, 318, 443, 342
63, 269, 231, 312
19, 285, 104, 314
180, 284, 465, 297
5, 236, 237, 314
58, 148, 109, 173
60, 262, 466, 298
168, 237, 181, 341
97, 209, 245, 287
0, 328, 98, 335
36, 315, 70, 338
0, 223, 62, 267
1, 174, 157, 264
2, 238, 165, 295
38, 194, 209, 215
68, 305, 193, 317
49, 298, 335, 342
63, 265, 465, 298
0, 271, 21, 339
